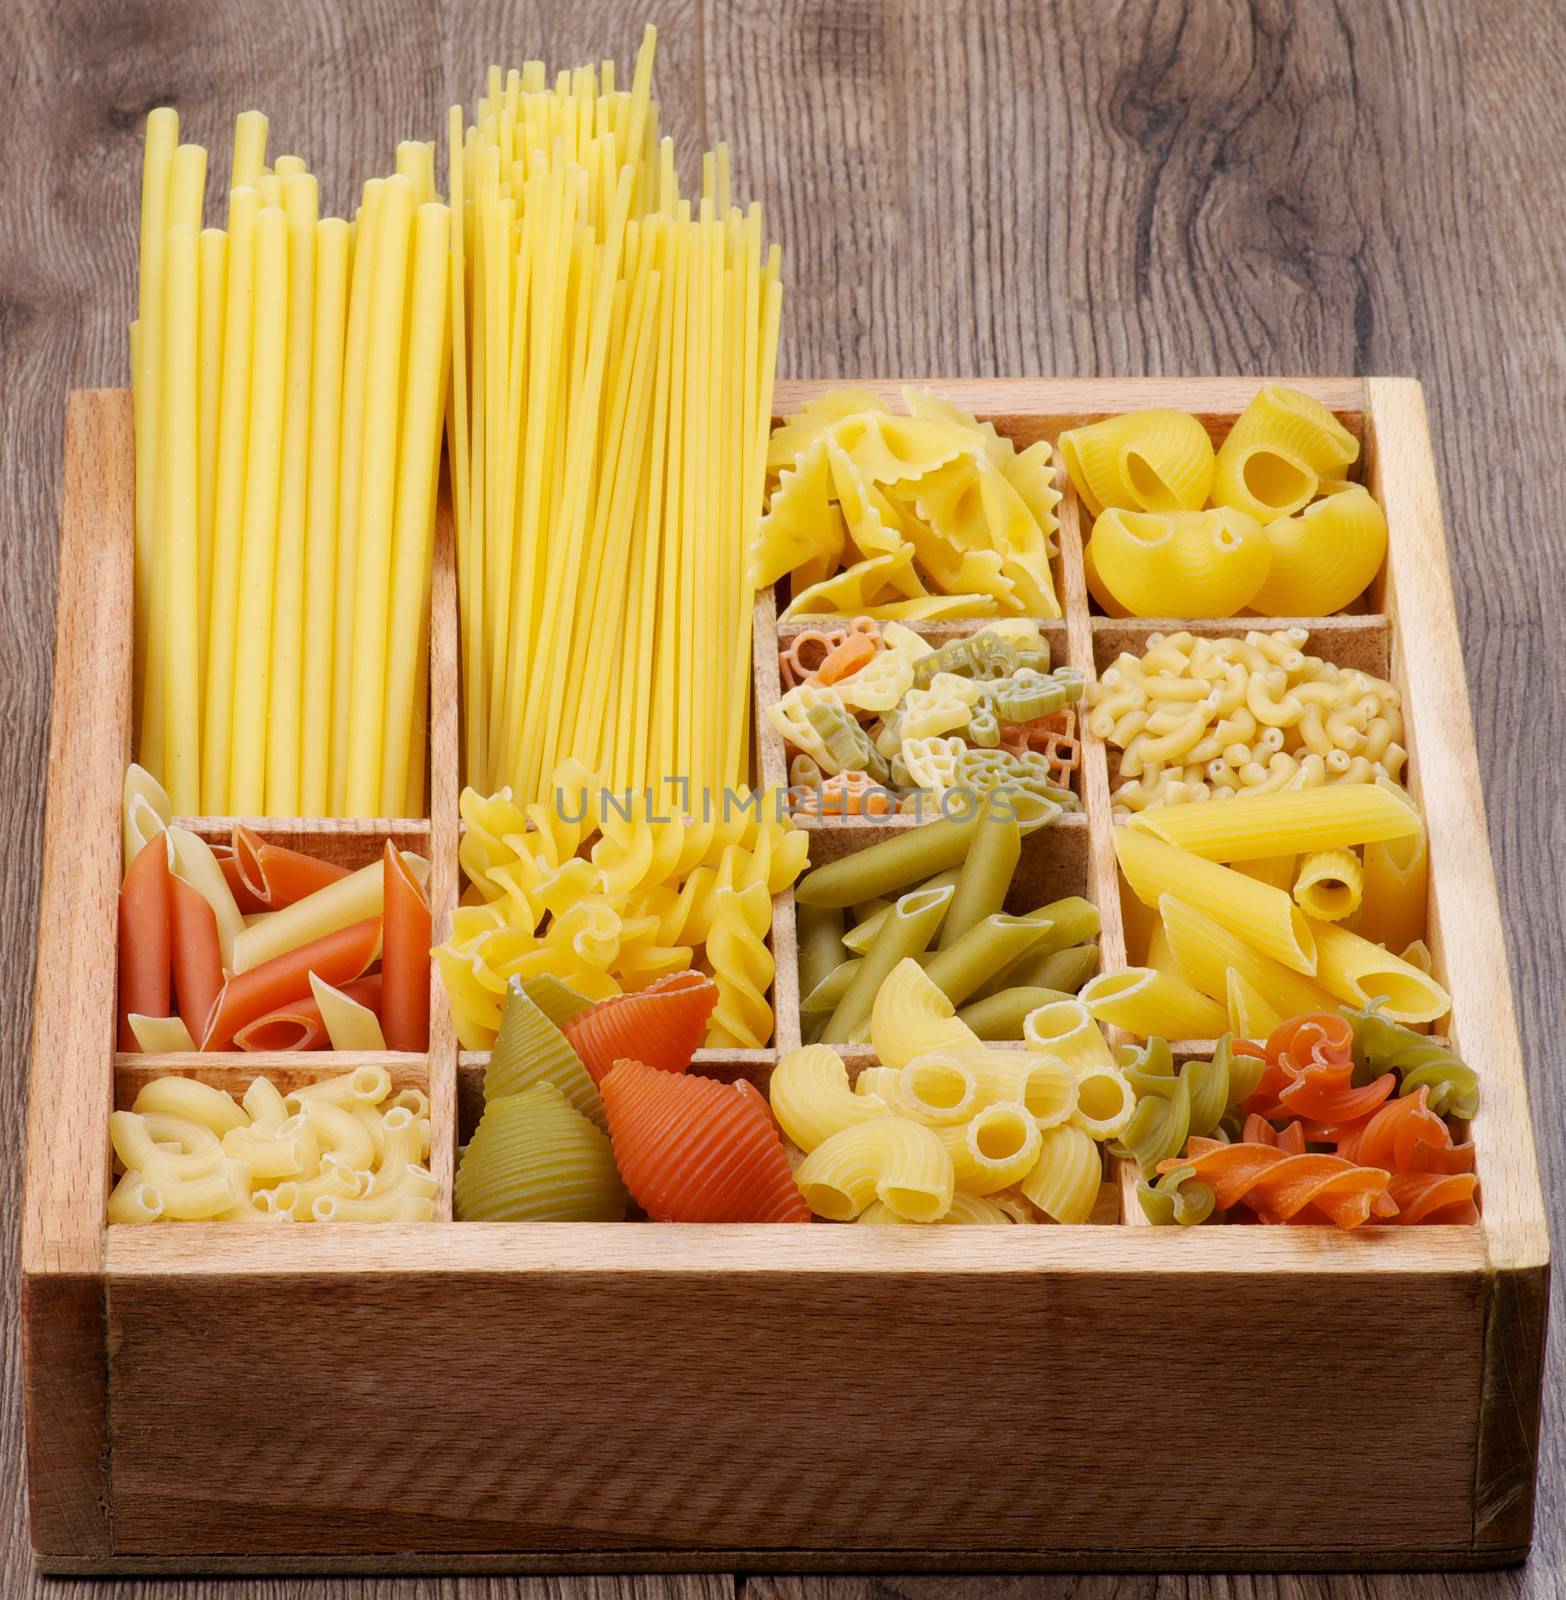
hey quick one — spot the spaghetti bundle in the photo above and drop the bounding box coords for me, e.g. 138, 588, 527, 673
449, 27, 783, 808
132, 111, 450, 819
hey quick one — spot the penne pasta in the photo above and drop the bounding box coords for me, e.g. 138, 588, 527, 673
1128, 784, 1417, 862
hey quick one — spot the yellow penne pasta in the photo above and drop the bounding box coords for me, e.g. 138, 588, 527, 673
1115, 827, 1316, 975
1081, 967, 1227, 1040
127, 1014, 196, 1053
1305, 918, 1451, 1024
122, 763, 172, 871
1156, 894, 1337, 1018
1226, 967, 1284, 1039
1359, 811, 1428, 953
1129, 784, 1417, 861
308, 972, 389, 1051
167, 826, 246, 971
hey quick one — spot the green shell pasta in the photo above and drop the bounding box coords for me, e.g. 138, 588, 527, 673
455, 1082, 628, 1222
489, 977, 607, 1129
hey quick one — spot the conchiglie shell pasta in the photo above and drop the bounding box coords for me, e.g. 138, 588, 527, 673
1212, 384, 1359, 522
1059, 409, 1215, 518
1249, 485, 1388, 615
1086, 507, 1270, 618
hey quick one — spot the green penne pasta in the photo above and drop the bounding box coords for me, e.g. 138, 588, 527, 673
924, 913, 1054, 1008
939, 806, 1021, 950
820, 883, 955, 1044
956, 985, 1071, 1040
797, 903, 848, 1000
843, 870, 960, 955
795, 802, 984, 908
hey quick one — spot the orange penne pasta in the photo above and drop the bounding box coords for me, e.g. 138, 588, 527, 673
380, 840, 431, 1050
232, 974, 383, 1051
169, 873, 224, 1047
118, 834, 171, 1050
222, 824, 352, 912
200, 915, 381, 1050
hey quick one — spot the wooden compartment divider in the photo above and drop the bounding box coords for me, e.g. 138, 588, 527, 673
21, 380, 1550, 1574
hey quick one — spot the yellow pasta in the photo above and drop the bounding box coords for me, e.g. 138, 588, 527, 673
1250, 485, 1387, 615
1292, 848, 1364, 923
868, 958, 982, 1068
122, 762, 172, 870
1021, 999, 1116, 1071
1306, 918, 1450, 1024
895, 1052, 982, 1126
1019, 1123, 1103, 1225
1157, 894, 1337, 1019
793, 1118, 955, 1222
966, 1051, 1076, 1129
1211, 384, 1359, 523
858, 1191, 1015, 1226
1359, 795, 1428, 953
1059, 408, 1215, 518
958, 1102, 1043, 1195
769, 1044, 892, 1153
1067, 1061, 1137, 1139
1226, 968, 1284, 1039
126, 1015, 196, 1053
1080, 967, 1227, 1041
1115, 826, 1317, 975
1085, 506, 1269, 618
131, 1076, 247, 1136
309, 972, 389, 1050
1130, 784, 1417, 862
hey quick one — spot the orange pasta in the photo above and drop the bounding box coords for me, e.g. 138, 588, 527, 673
232, 974, 383, 1051
169, 873, 224, 1046
200, 915, 380, 1049
118, 834, 171, 1050
601, 1060, 809, 1223
1317, 1086, 1475, 1176
1384, 1169, 1480, 1225
813, 631, 876, 685
220, 824, 352, 912
1238, 1010, 1395, 1123
1160, 1136, 1396, 1229
381, 839, 432, 1050
565, 971, 718, 1085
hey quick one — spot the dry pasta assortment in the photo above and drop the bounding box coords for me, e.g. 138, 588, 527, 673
772, 619, 1084, 818
110, 30, 1482, 1230
1061, 385, 1388, 618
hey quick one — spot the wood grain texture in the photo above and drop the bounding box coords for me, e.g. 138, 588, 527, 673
4, 2, 1565, 1599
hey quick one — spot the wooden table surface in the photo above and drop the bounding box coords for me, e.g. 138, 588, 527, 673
2, 0, 1560, 1594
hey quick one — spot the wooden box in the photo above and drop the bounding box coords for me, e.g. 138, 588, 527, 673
22, 380, 1548, 1575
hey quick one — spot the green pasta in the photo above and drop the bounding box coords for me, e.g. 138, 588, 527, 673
910, 632, 1019, 689
488, 978, 608, 1129
989, 665, 1084, 724
455, 1082, 628, 1222
977, 903, 1099, 996
521, 973, 594, 1028
1136, 1163, 1216, 1227
940, 806, 1021, 950
794, 801, 984, 908
842, 869, 960, 954
956, 985, 1070, 1040
820, 883, 955, 1043
806, 698, 890, 782
953, 748, 1081, 813
1341, 1000, 1480, 1119
924, 913, 1054, 1008
796, 903, 848, 999
1112, 1035, 1263, 1177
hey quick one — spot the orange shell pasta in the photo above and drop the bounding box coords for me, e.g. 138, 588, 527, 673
565, 971, 718, 1085
381, 839, 432, 1050
118, 834, 171, 1050
200, 916, 381, 1050
601, 1060, 810, 1223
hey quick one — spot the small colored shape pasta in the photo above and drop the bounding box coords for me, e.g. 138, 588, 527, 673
563, 970, 718, 1085
455, 1082, 628, 1222
601, 1060, 809, 1223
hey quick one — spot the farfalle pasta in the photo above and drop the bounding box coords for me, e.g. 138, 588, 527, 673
753, 387, 1062, 620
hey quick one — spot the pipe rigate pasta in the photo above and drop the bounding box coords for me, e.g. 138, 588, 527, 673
868, 958, 983, 1066
1211, 384, 1360, 523
1250, 485, 1387, 615
1018, 1123, 1104, 1225
793, 1117, 955, 1222
1059, 408, 1216, 518
1085, 506, 1270, 618
769, 1045, 893, 1153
